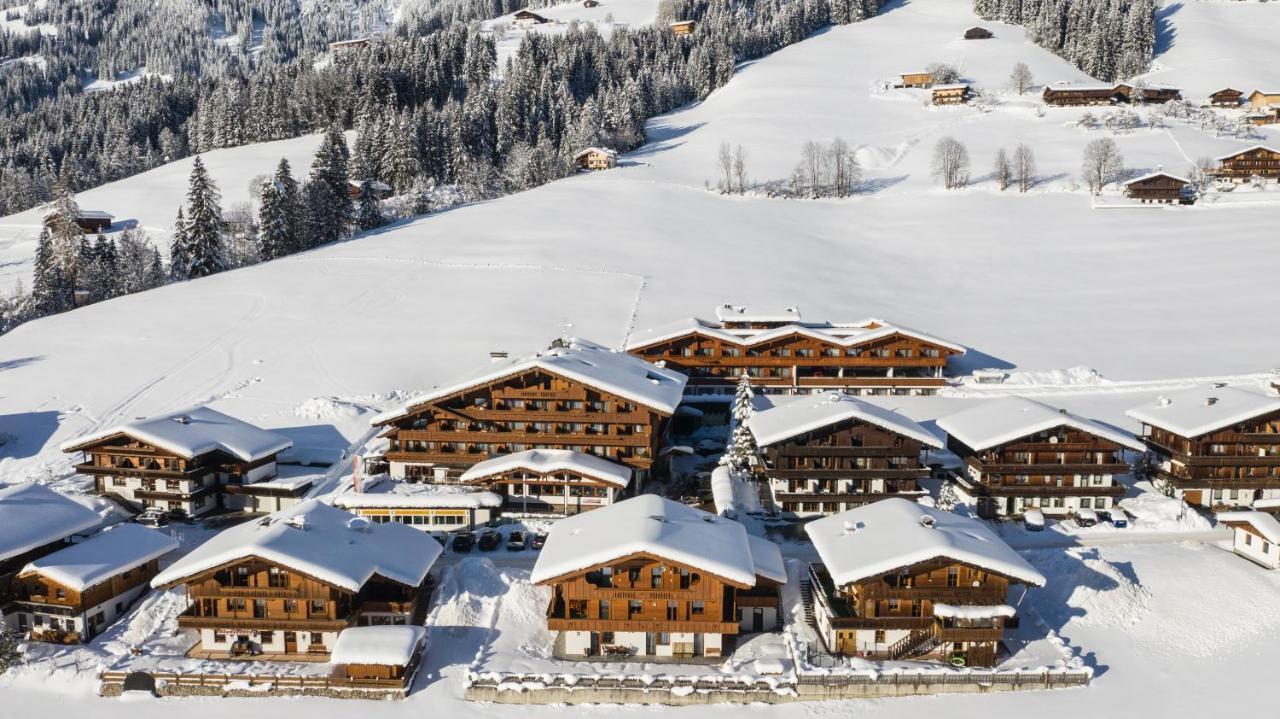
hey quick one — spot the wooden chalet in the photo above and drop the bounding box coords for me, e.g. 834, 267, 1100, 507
899, 71, 934, 89
1127, 386, 1280, 512
328, 37, 371, 55
11, 524, 176, 643
1211, 145, 1280, 181
963, 27, 993, 40
330, 625, 427, 683
1247, 90, 1280, 111
1132, 84, 1181, 103
0, 483, 101, 623
1042, 83, 1128, 106
931, 83, 970, 106
805, 499, 1046, 667
669, 20, 696, 35
1209, 88, 1243, 107
574, 146, 618, 171
531, 495, 786, 658
347, 179, 393, 200
938, 397, 1144, 519
1124, 171, 1191, 204
514, 10, 551, 27
626, 306, 965, 396
62, 406, 297, 517
747, 392, 941, 518
151, 501, 441, 659
371, 337, 687, 486
332, 476, 501, 532
458, 448, 632, 515
1217, 511, 1280, 569
43, 209, 113, 233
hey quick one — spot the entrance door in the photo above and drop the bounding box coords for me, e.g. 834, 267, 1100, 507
752, 607, 764, 632
693, 633, 704, 656
645, 633, 656, 655
589, 632, 600, 656
284, 632, 297, 653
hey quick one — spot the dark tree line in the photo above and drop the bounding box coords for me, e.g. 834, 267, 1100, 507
973, 0, 1156, 82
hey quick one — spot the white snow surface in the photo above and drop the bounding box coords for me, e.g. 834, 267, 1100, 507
20, 523, 177, 592
806, 498, 1046, 586
936, 395, 1145, 451
61, 405, 293, 462
531, 494, 773, 586
332, 475, 502, 509
1125, 384, 1280, 438
1217, 511, 1280, 544
931, 603, 1016, 619
456, 448, 632, 488
0, 483, 101, 561
330, 625, 426, 666
748, 391, 943, 448
151, 499, 441, 591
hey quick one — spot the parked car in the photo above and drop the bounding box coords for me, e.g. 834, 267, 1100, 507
1023, 508, 1045, 531
507, 531, 526, 551
134, 507, 170, 527
1075, 508, 1099, 527
451, 531, 475, 552
478, 530, 501, 551
1108, 509, 1129, 529
531, 533, 547, 550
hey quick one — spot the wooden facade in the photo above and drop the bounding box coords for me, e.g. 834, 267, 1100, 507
43, 210, 113, 233
514, 10, 550, 26
758, 417, 931, 518
1042, 85, 1124, 106
669, 20, 696, 35
1125, 173, 1190, 204
11, 558, 162, 643
947, 425, 1132, 518
574, 148, 617, 171
1136, 410, 1280, 510
899, 72, 934, 88
462, 465, 624, 515
931, 84, 970, 105
810, 560, 1018, 667
377, 368, 673, 484
1213, 146, 1280, 181
1209, 88, 1243, 107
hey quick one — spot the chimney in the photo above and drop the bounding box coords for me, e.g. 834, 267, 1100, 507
1204, 397, 1218, 406
489, 351, 508, 362
172, 415, 191, 425
919, 515, 936, 529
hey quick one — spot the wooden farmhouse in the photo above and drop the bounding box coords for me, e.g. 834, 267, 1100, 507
1217, 511, 1280, 569
43, 209, 113, 233
151, 500, 442, 659
1131, 84, 1182, 103
574, 146, 618, 171
746, 392, 941, 518
937, 397, 1145, 519
1042, 83, 1124, 106
332, 477, 501, 532
899, 71, 934, 88
458, 448, 632, 515
532, 495, 787, 658
1211, 145, 1280, 181
805, 499, 1046, 667
583, 0, 600, 7
347, 179, 393, 200
669, 20, 696, 35
626, 305, 965, 396
931, 83, 970, 105
1123, 171, 1192, 204
0, 483, 101, 623
328, 38, 371, 55
1209, 87, 1243, 107
11, 524, 176, 643
514, 10, 551, 27
329, 625, 427, 683
62, 406, 299, 518
1127, 385, 1280, 511
372, 337, 687, 486
1247, 90, 1280, 111
963, 26, 993, 40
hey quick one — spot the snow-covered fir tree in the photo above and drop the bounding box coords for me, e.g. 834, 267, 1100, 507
168, 207, 191, 281
256, 178, 291, 260
179, 156, 227, 279
936, 481, 961, 512
32, 227, 70, 316
356, 180, 386, 231
722, 374, 759, 473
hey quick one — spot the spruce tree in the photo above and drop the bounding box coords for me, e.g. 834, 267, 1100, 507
182, 156, 227, 278
272, 158, 303, 255
356, 180, 386, 231
32, 227, 68, 316
256, 178, 289, 260
169, 207, 191, 281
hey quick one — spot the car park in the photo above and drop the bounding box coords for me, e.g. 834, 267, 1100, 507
478, 530, 501, 551
507, 531, 526, 551
451, 531, 476, 552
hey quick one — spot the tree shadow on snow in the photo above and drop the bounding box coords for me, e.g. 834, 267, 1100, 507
859, 175, 909, 193
629, 121, 707, 161
876, 0, 912, 17
0, 409, 60, 460
1022, 547, 1125, 678
1155, 3, 1181, 56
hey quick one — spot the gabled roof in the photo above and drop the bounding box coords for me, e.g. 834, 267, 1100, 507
458, 448, 632, 488
1248, 90, 1280, 98
1216, 144, 1280, 161
747, 392, 941, 448
1210, 87, 1242, 95
1218, 511, 1280, 544
0, 483, 100, 562
61, 406, 293, 462
152, 500, 441, 591
574, 146, 617, 160
932, 83, 970, 91
626, 315, 966, 354
21, 523, 177, 592
1125, 385, 1280, 439
531, 494, 779, 587
714, 304, 802, 323
805, 498, 1045, 586
939, 396, 1144, 452
372, 337, 688, 424
1125, 171, 1191, 186
332, 476, 503, 509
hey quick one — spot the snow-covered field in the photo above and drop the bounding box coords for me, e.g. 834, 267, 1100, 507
1142, 0, 1280, 98
483, 0, 662, 68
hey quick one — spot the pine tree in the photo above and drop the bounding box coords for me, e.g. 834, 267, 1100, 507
0, 623, 23, 673
306, 127, 353, 242
256, 178, 290, 260
169, 207, 191, 281
936, 481, 960, 512
722, 375, 758, 473
181, 156, 226, 278
272, 158, 303, 255
356, 180, 386, 231
32, 227, 69, 316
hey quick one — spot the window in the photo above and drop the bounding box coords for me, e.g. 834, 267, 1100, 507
310, 600, 326, 614
1080, 498, 1093, 509
691, 601, 705, 615
628, 568, 641, 584
568, 600, 588, 619
268, 567, 288, 587
227, 598, 246, 612
947, 567, 958, 587
651, 567, 663, 588
628, 600, 642, 617
874, 630, 886, 644
599, 600, 610, 619
284, 600, 297, 613
1244, 533, 1253, 546
260, 631, 274, 644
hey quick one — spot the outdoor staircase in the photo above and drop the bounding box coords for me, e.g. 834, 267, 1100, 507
101, 492, 143, 515
799, 578, 817, 631
887, 625, 939, 661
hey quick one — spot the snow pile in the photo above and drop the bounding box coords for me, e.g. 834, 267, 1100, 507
294, 396, 374, 421
1119, 488, 1212, 532
709, 465, 763, 517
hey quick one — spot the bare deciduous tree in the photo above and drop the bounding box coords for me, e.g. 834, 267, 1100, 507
1010, 62, 1034, 95
826, 137, 861, 197
717, 142, 734, 193
993, 148, 1012, 191
931, 136, 970, 189
926, 62, 960, 85
1081, 138, 1124, 193
732, 145, 749, 193
795, 140, 825, 197
1013, 143, 1036, 192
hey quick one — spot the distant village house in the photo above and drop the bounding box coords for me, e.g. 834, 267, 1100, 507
1124, 171, 1192, 204
514, 10, 551, 27
43, 209, 114, 234
1042, 83, 1180, 107
1208, 88, 1243, 107
574, 147, 618, 171
931, 83, 970, 105
1211, 145, 1280, 182
458, 448, 633, 515
1217, 511, 1280, 569
348, 179, 393, 201
898, 71, 934, 89
669, 20, 697, 35
1, 484, 101, 626
328, 38, 371, 55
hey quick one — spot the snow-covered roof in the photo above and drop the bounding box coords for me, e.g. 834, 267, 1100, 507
747, 392, 941, 448
457, 449, 632, 488
1125, 171, 1191, 186
1247, 90, 1280, 97
531, 494, 769, 587
61, 406, 293, 462
932, 603, 1016, 619
747, 534, 787, 584
932, 83, 970, 91
20, 523, 177, 592
348, 179, 392, 191
1125, 385, 1280, 438
331, 625, 426, 666
0, 483, 101, 562
1215, 144, 1280, 161
332, 476, 502, 509
938, 396, 1144, 452
714, 304, 802, 323
1218, 511, 1280, 544
1044, 83, 1118, 93
152, 500, 441, 591
373, 337, 688, 424
804, 498, 1045, 586
574, 147, 617, 160
76, 210, 114, 219
1252, 497, 1280, 511
626, 314, 966, 355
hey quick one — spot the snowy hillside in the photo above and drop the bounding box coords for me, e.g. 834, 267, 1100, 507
1141, 0, 1280, 97
482, 0, 662, 67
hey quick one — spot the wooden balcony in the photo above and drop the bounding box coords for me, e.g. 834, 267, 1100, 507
546, 617, 740, 634
824, 615, 935, 630
977, 463, 1131, 474
177, 613, 348, 632
189, 586, 304, 599
938, 627, 1005, 643
774, 490, 924, 504
75, 463, 202, 480
390, 429, 651, 446
771, 446, 921, 458
766, 468, 925, 480
797, 376, 944, 387
854, 585, 1008, 604
975, 484, 1126, 498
